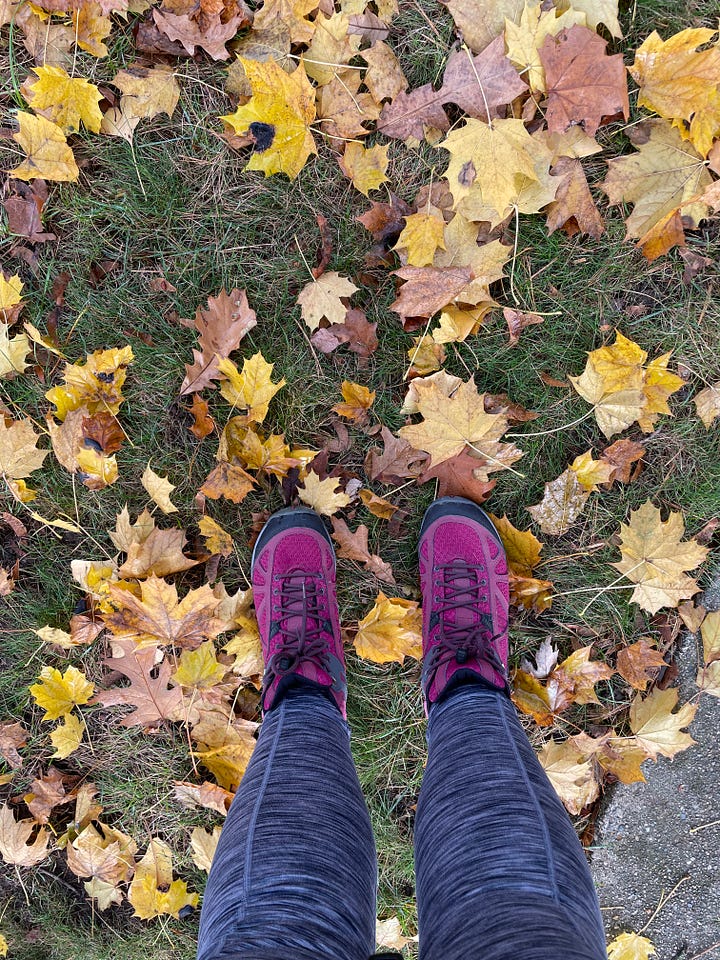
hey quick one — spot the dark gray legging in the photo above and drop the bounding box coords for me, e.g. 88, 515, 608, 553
196, 684, 607, 960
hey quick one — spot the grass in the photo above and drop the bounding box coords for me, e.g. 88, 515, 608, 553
1, 0, 720, 956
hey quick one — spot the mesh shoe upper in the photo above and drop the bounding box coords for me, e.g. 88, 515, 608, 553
419, 501, 510, 710
252, 511, 347, 717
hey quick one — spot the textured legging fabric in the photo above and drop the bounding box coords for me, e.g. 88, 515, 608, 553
196, 685, 607, 960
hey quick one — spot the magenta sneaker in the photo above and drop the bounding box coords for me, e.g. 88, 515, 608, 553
251, 507, 347, 716
419, 497, 510, 711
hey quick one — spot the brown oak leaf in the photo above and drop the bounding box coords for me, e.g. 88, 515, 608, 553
180, 288, 257, 395
331, 518, 395, 583
364, 425, 428, 484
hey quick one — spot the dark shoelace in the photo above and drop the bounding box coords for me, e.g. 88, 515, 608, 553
263, 573, 329, 691
427, 562, 508, 681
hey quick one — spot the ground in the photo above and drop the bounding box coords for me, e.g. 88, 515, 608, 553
1, 0, 719, 957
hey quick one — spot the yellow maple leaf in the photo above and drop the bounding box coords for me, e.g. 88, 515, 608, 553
46, 346, 134, 421
527, 467, 590, 536
433, 220, 509, 307
612, 500, 708, 613
112, 64, 181, 121
602, 120, 711, 259
26, 65, 103, 134
128, 839, 198, 920
198, 515, 233, 556
332, 380, 375, 422
50, 713, 86, 759
172, 641, 227, 689
398, 376, 523, 474
569, 449, 615, 491
221, 58, 317, 179
8, 112, 79, 183
72, 4, 112, 58
488, 514, 553, 611
192, 715, 258, 789
694, 381, 720, 429
217, 352, 286, 424
557, 0, 622, 38
570, 331, 684, 437
297, 272, 358, 331
105, 576, 223, 649
0, 274, 23, 314
29, 665, 94, 721
339, 142, 389, 197
298, 470, 351, 516
607, 932, 657, 960
536, 739, 599, 815
395, 211, 447, 267
630, 28, 720, 157
505, 2, 586, 92
629, 686, 697, 759
251, 0, 317, 44
304, 12, 360, 86
0, 803, 49, 867
354, 592, 422, 664
190, 825, 222, 873
141, 464, 178, 514
442, 117, 538, 213
0, 324, 30, 380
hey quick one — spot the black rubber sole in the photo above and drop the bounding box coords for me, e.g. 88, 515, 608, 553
420, 496, 501, 541
250, 506, 332, 571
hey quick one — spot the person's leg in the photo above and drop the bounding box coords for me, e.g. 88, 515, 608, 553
415, 685, 606, 960
197, 508, 377, 960
414, 498, 606, 960
197, 688, 377, 960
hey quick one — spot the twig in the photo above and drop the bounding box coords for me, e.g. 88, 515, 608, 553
689, 818, 720, 835
638, 875, 690, 935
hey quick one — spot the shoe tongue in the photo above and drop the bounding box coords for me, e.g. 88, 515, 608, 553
284, 572, 319, 638
446, 566, 478, 632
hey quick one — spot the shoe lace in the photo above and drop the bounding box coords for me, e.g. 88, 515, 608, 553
263, 573, 329, 689
428, 562, 507, 681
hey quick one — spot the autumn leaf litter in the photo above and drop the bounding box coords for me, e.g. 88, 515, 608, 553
0, 0, 719, 953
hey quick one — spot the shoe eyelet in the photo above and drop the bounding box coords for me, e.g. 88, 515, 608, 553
272, 588, 279, 595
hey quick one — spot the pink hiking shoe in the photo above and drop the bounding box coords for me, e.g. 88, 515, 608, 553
419, 497, 510, 711
251, 507, 347, 716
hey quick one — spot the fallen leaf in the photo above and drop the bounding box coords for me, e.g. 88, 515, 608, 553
29, 665, 94, 721
311, 307, 378, 360
192, 714, 258, 789
112, 64, 180, 122
339, 142, 389, 197
694, 382, 720, 428
630, 28, 720, 157
0, 324, 30, 380
153, 4, 250, 59
173, 780, 233, 816
537, 739, 599, 814
221, 58, 317, 178
173, 641, 227, 690
0, 721, 27, 768
201, 459, 256, 504
599, 438, 645, 486
180, 288, 257, 395
443, 0, 523, 55
46, 346, 134, 421
217, 352, 286, 424
26, 65, 103, 134
190, 825, 222, 872
616, 639, 666, 691
365, 425, 428, 484
546, 645, 614, 710
602, 120, 711, 259
199, 515, 233, 556
612, 500, 709, 613
376, 916, 415, 951
8, 112, 79, 183
332, 381, 375, 423
420, 450, 496, 504
24, 767, 71, 824
128, 838, 198, 919
629, 686, 696, 759
142, 464, 178, 514
390, 266, 473, 325
489, 514, 553, 611
0, 418, 48, 482
298, 470, 351, 516
96, 639, 184, 729
117, 523, 200, 579
505, 3, 586, 92
354, 592, 422, 663
361, 41, 407, 102
358, 489, 398, 519
540, 25, 629, 137
0, 804, 49, 867
607, 932, 657, 960
297, 272, 358, 331
546, 156, 605, 239
504, 307, 544, 346
189, 394, 216, 438
331, 518, 395, 583
700, 611, 720, 664
105, 576, 222, 649
49, 713, 86, 759
399, 376, 523, 474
